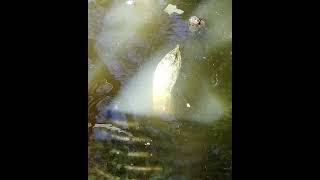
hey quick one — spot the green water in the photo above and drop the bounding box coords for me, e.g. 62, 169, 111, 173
89, 0, 231, 179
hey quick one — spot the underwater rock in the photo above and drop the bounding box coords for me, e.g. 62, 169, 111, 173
163, 4, 184, 15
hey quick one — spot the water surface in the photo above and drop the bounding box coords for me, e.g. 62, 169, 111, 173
89, 0, 232, 179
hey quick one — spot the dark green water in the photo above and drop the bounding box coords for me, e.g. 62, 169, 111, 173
89, 0, 231, 179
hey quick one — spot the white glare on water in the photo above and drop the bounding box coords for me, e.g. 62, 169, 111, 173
126, 0, 134, 5
93, 0, 231, 123
96, 1, 156, 70
104, 44, 226, 123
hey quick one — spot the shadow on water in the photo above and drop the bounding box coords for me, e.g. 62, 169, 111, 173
89, 0, 231, 179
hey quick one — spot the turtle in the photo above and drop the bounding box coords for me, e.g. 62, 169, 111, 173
188, 16, 206, 34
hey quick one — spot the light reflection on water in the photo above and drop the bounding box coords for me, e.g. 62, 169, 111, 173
89, 0, 231, 179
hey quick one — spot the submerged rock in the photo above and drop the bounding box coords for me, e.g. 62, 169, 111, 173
163, 4, 184, 15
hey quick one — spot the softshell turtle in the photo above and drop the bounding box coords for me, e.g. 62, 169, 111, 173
153, 45, 182, 116
188, 16, 206, 34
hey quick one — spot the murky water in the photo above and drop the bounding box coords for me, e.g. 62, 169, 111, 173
89, 0, 231, 179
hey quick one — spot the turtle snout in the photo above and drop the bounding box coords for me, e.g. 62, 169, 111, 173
188, 16, 205, 28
